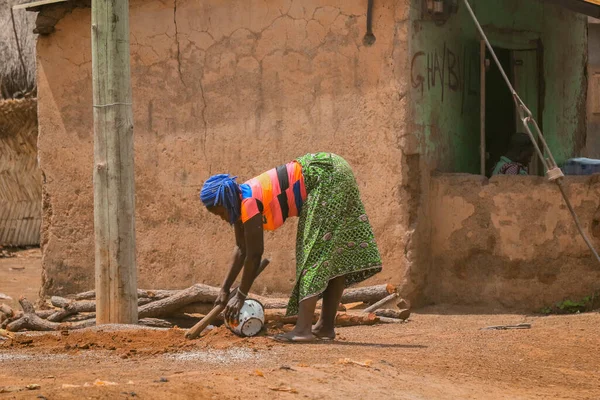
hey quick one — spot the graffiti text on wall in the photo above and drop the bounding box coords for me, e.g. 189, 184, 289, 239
411, 42, 479, 113
411, 42, 462, 101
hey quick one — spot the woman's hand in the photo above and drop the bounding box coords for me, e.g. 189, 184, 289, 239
224, 292, 246, 324
215, 289, 229, 307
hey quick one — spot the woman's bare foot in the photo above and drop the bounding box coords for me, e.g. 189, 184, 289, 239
312, 276, 344, 340
274, 296, 319, 343
273, 330, 317, 343
311, 324, 336, 340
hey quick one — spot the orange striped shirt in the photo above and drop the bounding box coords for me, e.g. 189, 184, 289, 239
239, 160, 307, 231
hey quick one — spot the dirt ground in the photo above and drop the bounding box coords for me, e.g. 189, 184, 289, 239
1, 251, 600, 399
0, 248, 41, 309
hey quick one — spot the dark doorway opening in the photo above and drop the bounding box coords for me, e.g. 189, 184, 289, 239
485, 47, 515, 177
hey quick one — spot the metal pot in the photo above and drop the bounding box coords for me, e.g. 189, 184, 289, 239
224, 298, 265, 337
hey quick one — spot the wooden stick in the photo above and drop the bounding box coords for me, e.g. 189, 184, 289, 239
47, 310, 72, 322
0, 304, 14, 318
50, 296, 70, 308
264, 310, 380, 326
52, 298, 95, 314
187, 305, 223, 335
137, 297, 155, 306
185, 259, 270, 339
363, 293, 399, 313
333, 312, 379, 326
137, 315, 204, 329
138, 284, 222, 319
0, 304, 14, 325
177, 302, 217, 315
138, 318, 173, 328
20, 296, 35, 313
62, 313, 96, 322
1, 311, 22, 329
136, 289, 181, 299
48, 297, 155, 322
72, 290, 98, 300
35, 309, 57, 319
1, 306, 57, 324
341, 284, 396, 304
72, 288, 179, 301
53, 296, 151, 310
47, 299, 95, 322
7, 298, 96, 332
50, 296, 155, 312
373, 308, 411, 320
377, 316, 406, 324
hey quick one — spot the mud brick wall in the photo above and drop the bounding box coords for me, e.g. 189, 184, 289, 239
36, 0, 413, 295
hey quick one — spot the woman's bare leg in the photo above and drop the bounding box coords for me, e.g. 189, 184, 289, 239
273, 295, 318, 342
312, 276, 345, 339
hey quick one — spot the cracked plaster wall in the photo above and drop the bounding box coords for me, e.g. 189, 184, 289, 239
428, 174, 600, 310
37, 0, 413, 296
404, 0, 590, 308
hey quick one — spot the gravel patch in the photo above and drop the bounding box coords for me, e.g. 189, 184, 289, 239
0, 351, 70, 362
165, 348, 262, 364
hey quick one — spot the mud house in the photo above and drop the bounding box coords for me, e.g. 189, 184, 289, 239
22, 0, 600, 309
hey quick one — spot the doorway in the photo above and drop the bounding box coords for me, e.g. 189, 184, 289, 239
481, 42, 541, 176
484, 47, 514, 176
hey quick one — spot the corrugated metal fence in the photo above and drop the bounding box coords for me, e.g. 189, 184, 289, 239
0, 97, 41, 246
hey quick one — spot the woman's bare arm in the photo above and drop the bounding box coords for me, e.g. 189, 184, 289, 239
224, 214, 264, 321
218, 222, 246, 293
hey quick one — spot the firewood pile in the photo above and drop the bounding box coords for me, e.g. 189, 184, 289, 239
0, 283, 410, 334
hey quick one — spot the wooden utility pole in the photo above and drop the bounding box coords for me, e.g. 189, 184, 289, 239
91, 0, 138, 324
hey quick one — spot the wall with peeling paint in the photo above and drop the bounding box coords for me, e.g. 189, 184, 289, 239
36, 0, 413, 296
409, 0, 588, 173
428, 174, 600, 310
400, 0, 591, 308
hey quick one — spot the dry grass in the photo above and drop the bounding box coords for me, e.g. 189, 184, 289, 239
0, 98, 40, 246
0, 0, 37, 99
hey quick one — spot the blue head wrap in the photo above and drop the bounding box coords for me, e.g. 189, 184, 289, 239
200, 174, 241, 224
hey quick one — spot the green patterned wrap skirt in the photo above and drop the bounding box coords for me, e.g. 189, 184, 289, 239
286, 152, 382, 316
